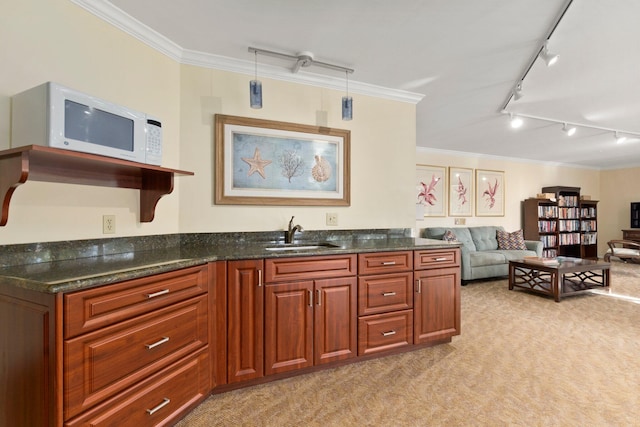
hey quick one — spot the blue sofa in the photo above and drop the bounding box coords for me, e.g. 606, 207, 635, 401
423, 226, 543, 283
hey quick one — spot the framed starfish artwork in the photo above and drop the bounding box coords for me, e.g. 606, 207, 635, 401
214, 115, 350, 206
416, 164, 446, 217
448, 167, 473, 217
475, 169, 505, 216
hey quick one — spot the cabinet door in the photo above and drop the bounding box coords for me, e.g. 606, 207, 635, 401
314, 277, 357, 365
264, 281, 314, 375
414, 267, 460, 344
227, 259, 264, 383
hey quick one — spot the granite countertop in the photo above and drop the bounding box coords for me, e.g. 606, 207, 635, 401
0, 231, 459, 294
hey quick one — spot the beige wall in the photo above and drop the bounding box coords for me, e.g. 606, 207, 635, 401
177, 65, 417, 234
1, 0, 636, 254
0, 0, 181, 244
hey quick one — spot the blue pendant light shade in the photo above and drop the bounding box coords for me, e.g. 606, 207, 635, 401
342, 71, 352, 121
250, 51, 262, 109
250, 80, 262, 109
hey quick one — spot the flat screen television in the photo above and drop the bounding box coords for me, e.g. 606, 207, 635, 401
632, 202, 640, 228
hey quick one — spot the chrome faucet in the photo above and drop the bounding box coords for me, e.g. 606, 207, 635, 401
285, 216, 303, 243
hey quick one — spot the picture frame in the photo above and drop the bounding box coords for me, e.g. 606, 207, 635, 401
214, 114, 350, 206
475, 169, 505, 216
416, 164, 447, 217
448, 167, 473, 216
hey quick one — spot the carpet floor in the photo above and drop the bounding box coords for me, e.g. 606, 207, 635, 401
176, 261, 640, 427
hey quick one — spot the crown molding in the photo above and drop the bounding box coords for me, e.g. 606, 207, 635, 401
70, 0, 424, 104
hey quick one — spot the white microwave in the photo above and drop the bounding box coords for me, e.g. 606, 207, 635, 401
11, 82, 162, 165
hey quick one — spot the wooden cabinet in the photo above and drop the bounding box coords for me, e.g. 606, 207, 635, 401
63, 265, 210, 425
413, 249, 461, 344
622, 229, 640, 244
0, 264, 211, 427
264, 255, 357, 376
227, 259, 264, 384
357, 252, 414, 355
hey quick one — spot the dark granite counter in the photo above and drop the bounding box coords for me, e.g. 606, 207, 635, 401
0, 230, 459, 294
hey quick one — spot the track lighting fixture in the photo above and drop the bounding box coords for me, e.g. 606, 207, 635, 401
513, 83, 524, 101
539, 42, 559, 67
248, 47, 355, 118
562, 123, 576, 136
615, 132, 626, 144
249, 50, 262, 109
510, 114, 523, 129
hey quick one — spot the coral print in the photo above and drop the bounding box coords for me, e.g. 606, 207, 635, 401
417, 174, 440, 206
455, 176, 467, 205
482, 178, 498, 209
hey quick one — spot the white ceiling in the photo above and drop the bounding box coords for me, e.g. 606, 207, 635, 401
84, 0, 640, 169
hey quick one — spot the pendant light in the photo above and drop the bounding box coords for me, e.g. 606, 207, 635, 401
250, 50, 262, 109
342, 70, 353, 121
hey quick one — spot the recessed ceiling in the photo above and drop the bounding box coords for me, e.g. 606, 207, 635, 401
85, 0, 640, 169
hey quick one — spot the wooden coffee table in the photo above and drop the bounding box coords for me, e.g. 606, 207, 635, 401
508, 258, 610, 302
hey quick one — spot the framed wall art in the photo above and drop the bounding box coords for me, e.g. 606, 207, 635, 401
416, 164, 447, 217
475, 169, 505, 216
214, 114, 350, 206
448, 167, 473, 216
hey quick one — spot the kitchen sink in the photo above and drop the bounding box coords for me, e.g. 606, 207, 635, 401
264, 242, 341, 251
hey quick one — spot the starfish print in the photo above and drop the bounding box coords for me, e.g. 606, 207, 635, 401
241, 147, 272, 179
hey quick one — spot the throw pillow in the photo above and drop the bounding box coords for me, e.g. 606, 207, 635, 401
496, 229, 527, 250
442, 230, 458, 242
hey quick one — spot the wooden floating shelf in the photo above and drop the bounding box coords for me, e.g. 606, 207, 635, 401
0, 145, 194, 226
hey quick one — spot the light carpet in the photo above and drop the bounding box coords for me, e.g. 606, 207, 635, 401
176, 261, 640, 427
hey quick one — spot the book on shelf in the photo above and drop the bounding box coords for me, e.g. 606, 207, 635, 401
523, 256, 560, 266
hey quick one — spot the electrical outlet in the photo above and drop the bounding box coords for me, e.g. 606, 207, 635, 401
326, 213, 338, 226
103, 215, 116, 234
454, 218, 466, 225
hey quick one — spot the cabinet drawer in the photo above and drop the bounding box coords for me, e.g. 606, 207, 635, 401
358, 272, 413, 316
414, 249, 460, 270
264, 254, 357, 282
64, 296, 208, 419
65, 349, 210, 427
358, 251, 412, 275
358, 310, 413, 356
65, 265, 208, 338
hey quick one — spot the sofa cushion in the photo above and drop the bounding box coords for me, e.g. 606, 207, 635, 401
496, 229, 527, 250
469, 226, 503, 251
500, 250, 539, 261
469, 251, 506, 267
424, 227, 476, 252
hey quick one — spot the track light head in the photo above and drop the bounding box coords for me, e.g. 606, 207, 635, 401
510, 113, 523, 129
562, 123, 576, 136
539, 42, 559, 67
615, 132, 627, 143
513, 83, 524, 101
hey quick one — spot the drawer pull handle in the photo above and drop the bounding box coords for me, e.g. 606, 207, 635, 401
381, 261, 397, 266
308, 290, 313, 307
382, 330, 397, 337
257, 269, 263, 287
145, 336, 170, 350
146, 397, 170, 415
382, 292, 397, 297
433, 257, 448, 262
146, 289, 169, 299
416, 279, 422, 294
316, 288, 322, 306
